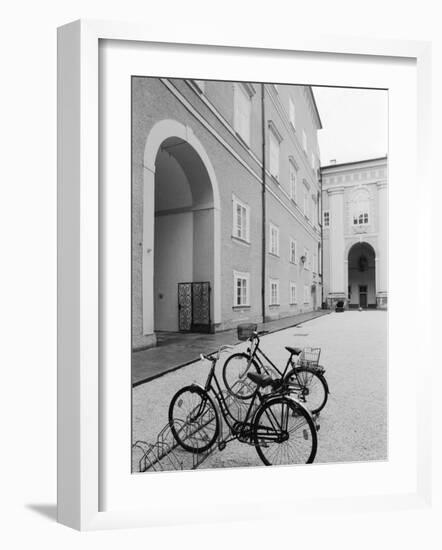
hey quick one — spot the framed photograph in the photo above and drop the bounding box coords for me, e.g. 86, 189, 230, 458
57, 19, 432, 530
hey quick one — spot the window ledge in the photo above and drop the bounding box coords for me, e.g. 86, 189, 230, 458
269, 304, 280, 308
268, 252, 280, 259
232, 305, 251, 310
232, 235, 251, 246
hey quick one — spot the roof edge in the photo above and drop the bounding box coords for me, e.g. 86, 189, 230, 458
321, 156, 387, 170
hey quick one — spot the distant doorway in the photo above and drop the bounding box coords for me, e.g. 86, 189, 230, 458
348, 242, 376, 308
359, 285, 368, 308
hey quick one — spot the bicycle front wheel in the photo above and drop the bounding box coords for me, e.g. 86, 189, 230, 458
284, 367, 328, 415
222, 353, 261, 399
253, 397, 317, 465
169, 385, 219, 454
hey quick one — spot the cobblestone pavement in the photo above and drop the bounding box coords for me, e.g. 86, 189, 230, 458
132, 310, 387, 472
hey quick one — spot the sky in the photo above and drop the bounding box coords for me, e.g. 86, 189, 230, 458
312, 86, 388, 167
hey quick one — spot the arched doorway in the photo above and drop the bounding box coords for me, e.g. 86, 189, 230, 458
141, 120, 221, 341
347, 242, 376, 309
154, 137, 214, 332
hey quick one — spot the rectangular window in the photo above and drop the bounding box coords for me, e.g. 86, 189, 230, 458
289, 161, 297, 201
233, 271, 250, 307
269, 223, 279, 256
234, 84, 251, 145
290, 282, 297, 305
313, 252, 317, 273
302, 129, 308, 154
289, 98, 296, 128
323, 210, 330, 227
353, 212, 369, 225
269, 130, 280, 180
289, 238, 297, 264
303, 188, 308, 216
304, 285, 310, 304
270, 279, 280, 305
232, 195, 250, 242
303, 248, 309, 269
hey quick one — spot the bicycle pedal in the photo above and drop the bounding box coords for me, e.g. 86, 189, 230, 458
316, 423, 320, 431
218, 441, 226, 451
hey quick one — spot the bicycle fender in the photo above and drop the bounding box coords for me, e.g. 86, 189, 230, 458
188, 383, 205, 392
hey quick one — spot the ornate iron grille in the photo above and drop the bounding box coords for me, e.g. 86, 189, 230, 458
178, 282, 211, 333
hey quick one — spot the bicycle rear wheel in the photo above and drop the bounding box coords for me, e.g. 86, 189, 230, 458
169, 385, 219, 454
222, 353, 261, 399
253, 397, 317, 465
284, 367, 328, 415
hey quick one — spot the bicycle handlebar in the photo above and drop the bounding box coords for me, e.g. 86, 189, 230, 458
199, 344, 234, 363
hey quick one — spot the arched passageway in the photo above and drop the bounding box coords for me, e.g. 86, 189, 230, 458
347, 242, 376, 308
153, 136, 215, 332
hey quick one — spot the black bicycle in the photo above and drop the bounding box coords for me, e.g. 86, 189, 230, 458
169, 345, 318, 466
222, 324, 329, 415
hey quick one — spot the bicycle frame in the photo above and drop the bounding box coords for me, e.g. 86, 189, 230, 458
245, 333, 293, 379
198, 354, 269, 440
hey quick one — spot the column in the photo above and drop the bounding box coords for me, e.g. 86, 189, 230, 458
376, 180, 388, 308
327, 187, 346, 307
142, 164, 156, 347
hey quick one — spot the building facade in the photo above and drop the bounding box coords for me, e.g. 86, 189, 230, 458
321, 157, 388, 310
132, 78, 323, 350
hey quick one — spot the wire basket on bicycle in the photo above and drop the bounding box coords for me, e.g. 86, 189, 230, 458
299, 347, 321, 368
237, 323, 258, 341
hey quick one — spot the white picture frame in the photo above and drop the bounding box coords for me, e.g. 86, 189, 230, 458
57, 19, 432, 531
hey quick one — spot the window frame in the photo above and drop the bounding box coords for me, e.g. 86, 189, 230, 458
289, 159, 297, 201
303, 187, 309, 217
269, 223, 280, 256
289, 237, 297, 264
269, 278, 280, 306
323, 210, 330, 227
289, 97, 296, 128
268, 127, 280, 180
302, 129, 308, 154
233, 270, 250, 307
233, 83, 252, 145
290, 281, 297, 305
232, 194, 250, 243
303, 247, 309, 270
353, 211, 369, 225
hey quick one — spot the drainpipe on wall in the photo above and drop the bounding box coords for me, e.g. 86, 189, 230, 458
319, 169, 324, 308
261, 83, 266, 323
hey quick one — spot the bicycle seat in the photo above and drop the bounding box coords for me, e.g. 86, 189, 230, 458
285, 346, 303, 356
247, 372, 276, 388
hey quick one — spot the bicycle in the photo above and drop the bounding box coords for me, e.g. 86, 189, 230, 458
222, 324, 329, 415
169, 345, 318, 466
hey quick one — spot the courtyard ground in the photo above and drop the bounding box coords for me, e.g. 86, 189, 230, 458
132, 309, 329, 385
132, 310, 388, 471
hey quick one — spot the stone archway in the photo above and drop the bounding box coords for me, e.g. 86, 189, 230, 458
141, 120, 221, 341
347, 242, 376, 308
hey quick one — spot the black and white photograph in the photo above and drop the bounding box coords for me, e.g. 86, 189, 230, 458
3, 0, 439, 542
131, 77, 388, 472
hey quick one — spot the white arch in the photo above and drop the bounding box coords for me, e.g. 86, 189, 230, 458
142, 119, 221, 336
